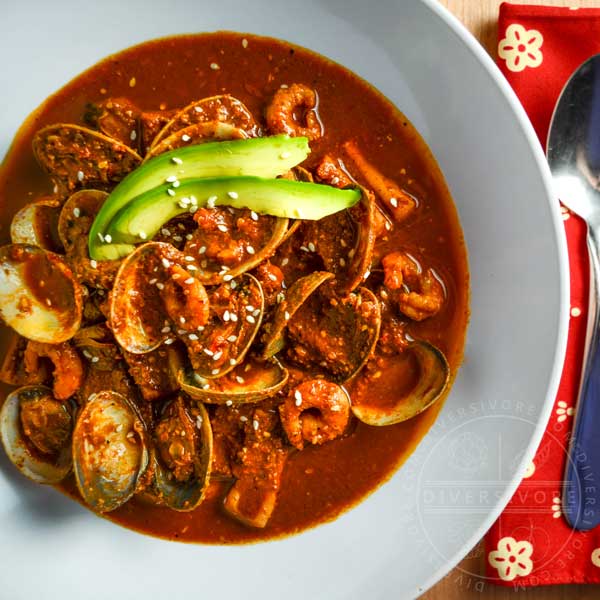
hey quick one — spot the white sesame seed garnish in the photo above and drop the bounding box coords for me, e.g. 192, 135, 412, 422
223, 310, 230, 322
172, 157, 183, 165
245, 305, 255, 312
202, 383, 210, 390
203, 348, 214, 357
181, 134, 191, 142
280, 151, 291, 159
246, 315, 256, 324
229, 358, 237, 365
207, 196, 217, 208
164, 338, 175, 345
197, 325, 204, 331
294, 390, 303, 406
284, 311, 290, 320
242, 38, 248, 48
130, 130, 137, 141
226, 400, 233, 407
167, 188, 176, 197
173, 235, 183, 242
268, 273, 278, 282
390, 197, 398, 208
223, 274, 234, 281
211, 368, 220, 375
188, 333, 199, 341
162, 258, 171, 269
165, 175, 178, 183
91, 356, 100, 364
90, 259, 98, 269
339, 257, 346, 267
149, 278, 157, 284
196, 415, 203, 429
276, 292, 285, 303
230, 280, 237, 290
213, 350, 223, 361
250, 211, 259, 221
308, 242, 316, 252
186, 264, 197, 271
156, 282, 165, 290
177, 328, 187, 335
253, 308, 260, 317
348, 248, 356, 258
210, 62, 220, 70
281, 257, 289, 267
138, 231, 147, 240
194, 106, 203, 113
184, 277, 194, 284
236, 376, 245, 384
161, 228, 171, 237
280, 84, 288, 89
385, 221, 392, 231
161, 326, 171, 333
184, 255, 195, 262
185, 234, 193, 240
227, 191, 238, 199
300, 246, 309, 252
73, 207, 81, 218
83, 350, 92, 359
363, 269, 371, 280
45, 298, 52, 307
97, 232, 105, 242
179, 316, 186, 324
252, 419, 259, 431
77, 170, 84, 182
230, 313, 238, 322
217, 224, 229, 233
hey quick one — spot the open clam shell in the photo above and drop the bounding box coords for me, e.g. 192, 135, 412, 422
151, 397, 212, 511
33, 124, 142, 194
181, 273, 264, 378
0, 244, 83, 343
0, 385, 73, 484
72, 390, 149, 513
262, 270, 334, 359
10, 197, 62, 251
179, 357, 289, 404
350, 341, 450, 426
150, 94, 258, 150
110, 242, 182, 354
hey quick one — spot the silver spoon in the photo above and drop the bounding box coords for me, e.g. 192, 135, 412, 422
548, 53, 600, 531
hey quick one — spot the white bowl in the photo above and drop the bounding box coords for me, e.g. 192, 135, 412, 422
0, 0, 568, 598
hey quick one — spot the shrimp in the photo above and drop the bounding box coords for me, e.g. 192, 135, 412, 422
265, 84, 322, 141
23, 341, 84, 400
382, 252, 444, 321
344, 140, 416, 223
279, 379, 350, 450
160, 264, 210, 331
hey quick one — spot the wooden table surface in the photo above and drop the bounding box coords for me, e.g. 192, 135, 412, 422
422, 1, 600, 599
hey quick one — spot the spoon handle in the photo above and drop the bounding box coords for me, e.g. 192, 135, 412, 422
563, 224, 600, 530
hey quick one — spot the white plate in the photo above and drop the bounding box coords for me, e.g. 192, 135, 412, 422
0, 1, 568, 598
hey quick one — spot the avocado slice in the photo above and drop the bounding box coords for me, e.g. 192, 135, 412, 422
88, 135, 310, 260
104, 176, 361, 252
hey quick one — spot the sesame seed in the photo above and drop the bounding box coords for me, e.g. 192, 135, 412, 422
230, 280, 237, 290
220, 265, 230, 271
83, 350, 92, 359
91, 356, 100, 364
210, 62, 220, 70
173, 235, 183, 242
236, 376, 245, 384
223, 274, 234, 281
203, 348, 214, 356
77, 170, 84, 182
280, 151, 291, 159
300, 246, 309, 252
187, 264, 197, 271
184, 277, 194, 284
252, 419, 259, 431
253, 308, 260, 317
242, 38, 248, 48
196, 415, 203, 429
129, 77, 136, 87
281, 257, 289, 267
390, 197, 398, 208
385, 221, 392, 231
207, 196, 217, 208
166, 175, 178, 183
186, 234, 193, 240
185, 255, 195, 262
217, 224, 228, 233
339, 257, 346, 267
193, 373, 203, 384
280, 84, 289, 89
138, 231, 147, 240
250, 211, 259, 221
167, 188, 176, 197
211, 368, 220, 375
284, 311, 290, 320
172, 157, 183, 165
90, 259, 98, 269
348, 248, 356, 258
161, 228, 171, 237
226, 400, 233, 407
179, 316, 186, 324
230, 313, 238, 322
194, 106, 203, 113
308, 242, 316, 252
149, 278, 158, 284
213, 351, 223, 361
245, 305, 255, 312
246, 315, 256, 324
73, 207, 81, 218
179, 197, 191, 206
227, 191, 238, 199
229, 358, 236, 365
44, 298, 52, 307
223, 310, 230, 322
162, 258, 171, 268
197, 325, 204, 331
202, 383, 210, 390
268, 273, 278, 282
97, 232, 105, 242
180, 133, 191, 142
363, 269, 371, 280
188, 333, 199, 341
130, 130, 137, 141
161, 326, 171, 333
156, 282, 165, 290
164, 338, 175, 345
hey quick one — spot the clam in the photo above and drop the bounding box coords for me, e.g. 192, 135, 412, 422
262, 270, 334, 358
150, 94, 258, 150
179, 357, 288, 404
0, 385, 73, 484
72, 390, 149, 513
350, 341, 450, 426
33, 124, 142, 194
181, 273, 264, 378
144, 121, 248, 159
73, 324, 122, 370
10, 197, 62, 251
150, 396, 212, 511
0, 244, 83, 343
110, 242, 182, 353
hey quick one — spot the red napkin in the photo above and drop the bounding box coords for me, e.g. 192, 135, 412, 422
483, 2, 600, 586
